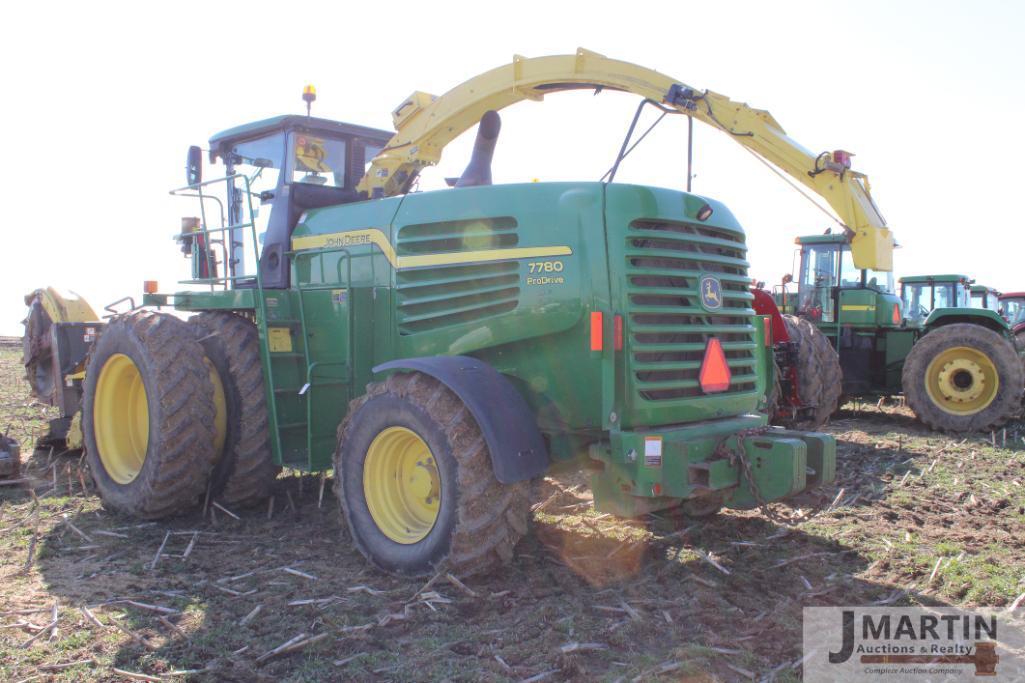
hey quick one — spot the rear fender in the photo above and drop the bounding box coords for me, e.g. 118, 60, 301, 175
751, 288, 789, 343
373, 356, 549, 483
925, 308, 1011, 337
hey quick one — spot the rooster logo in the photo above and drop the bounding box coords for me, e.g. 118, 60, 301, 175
700, 276, 723, 311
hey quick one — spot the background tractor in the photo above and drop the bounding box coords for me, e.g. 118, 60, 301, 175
971, 284, 1002, 311
20, 49, 894, 577
900, 274, 972, 324
773, 234, 1023, 432
999, 292, 1025, 347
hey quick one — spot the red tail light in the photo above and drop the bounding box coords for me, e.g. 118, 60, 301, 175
590, 311, 603, 351
833, 149, 853, 169
699, 338, 732, 393
762, 317, 772, 347
892, 303, 901, 325
613, 314, 623, 351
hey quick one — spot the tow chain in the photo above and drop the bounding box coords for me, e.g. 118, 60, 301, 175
714, 427, 824, 528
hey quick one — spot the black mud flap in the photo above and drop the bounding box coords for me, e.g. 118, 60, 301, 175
373, 356, 549, 484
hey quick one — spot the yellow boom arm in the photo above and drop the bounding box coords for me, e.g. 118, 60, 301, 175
358, 48, 894, 271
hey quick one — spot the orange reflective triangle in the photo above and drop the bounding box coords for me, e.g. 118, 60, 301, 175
699, 337, 732, 394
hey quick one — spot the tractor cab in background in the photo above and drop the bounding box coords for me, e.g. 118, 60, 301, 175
999, 292, 1025, 342
970, 284, 1002, 311
899, 275, 971, 324
789, 233, 897, 325
189, 114, 393, 289
782, 233, 901, 394
1000, 292, 1025, 325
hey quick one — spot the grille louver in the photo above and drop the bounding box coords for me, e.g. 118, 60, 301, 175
396, 218, 521, 334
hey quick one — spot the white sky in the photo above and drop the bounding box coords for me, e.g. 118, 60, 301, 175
2, 0, 1023, 334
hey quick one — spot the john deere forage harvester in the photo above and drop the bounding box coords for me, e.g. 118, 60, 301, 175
29, 50, 854, 576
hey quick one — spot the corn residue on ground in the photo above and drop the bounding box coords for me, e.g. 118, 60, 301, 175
1, 343, 1024, 682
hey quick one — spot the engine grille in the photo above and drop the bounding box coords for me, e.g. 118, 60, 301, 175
395, 217, 521, 334
625, 219, 758, 401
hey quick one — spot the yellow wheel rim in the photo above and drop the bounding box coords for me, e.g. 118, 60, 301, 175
924, 346, 999, 416
94, 354, 150, 484
204, 359, 228, 461
363, 427, 441, 544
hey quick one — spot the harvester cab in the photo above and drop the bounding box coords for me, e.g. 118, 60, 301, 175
190, 113, 393, 289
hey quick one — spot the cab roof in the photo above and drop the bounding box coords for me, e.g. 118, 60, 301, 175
899, 274, 970, 284
1000, 292, 1025, 299
970, 284, 1000, 295
795, 233, 847, 245
208, 115, 393, 162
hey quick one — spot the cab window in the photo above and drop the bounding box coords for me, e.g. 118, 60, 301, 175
934, 284, 956, 309
798, 244, 839, 322
228, 133, 285, 276
288, 132, 347, 187
902, 283, 929, 321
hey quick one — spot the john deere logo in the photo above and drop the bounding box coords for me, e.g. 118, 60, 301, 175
700, 276, 723, 311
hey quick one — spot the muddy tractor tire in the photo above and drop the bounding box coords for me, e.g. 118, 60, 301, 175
764, 357, 782, 418
773, 315, 843, 430
82, 311, 220, 519
902, 323, 1023, 433
0, 435, 20, 480
190, 312, 278, 507
335, 372, 530, 577
22, 294, 57, 403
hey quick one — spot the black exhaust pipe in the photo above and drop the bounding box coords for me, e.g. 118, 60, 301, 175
455, 110, 501, 188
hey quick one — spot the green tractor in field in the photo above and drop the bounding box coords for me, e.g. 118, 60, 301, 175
970, 283, 1002, 312
27, 51, 861, 576
999, 292, 1025, 348
774, 234, 1023, 432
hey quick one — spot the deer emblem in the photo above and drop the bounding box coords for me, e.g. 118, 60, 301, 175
700, 276, 723, 310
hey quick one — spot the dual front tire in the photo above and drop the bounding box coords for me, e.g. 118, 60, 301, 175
768, 315, 843, 430
83, 314, 528, 576
83, 311, 275, 519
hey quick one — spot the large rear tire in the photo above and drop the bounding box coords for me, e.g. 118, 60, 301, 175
335, 372, 529, 577
83, 311, 219, 519
902, 323, 1023, 433
773, 315, 842, 430
190, 312, 278, 507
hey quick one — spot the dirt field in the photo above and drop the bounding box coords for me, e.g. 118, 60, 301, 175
1, 342, 1024, 682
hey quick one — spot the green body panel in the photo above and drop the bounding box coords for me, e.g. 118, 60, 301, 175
836, 288, 898, 327
925, 307, 1010, 332
883, 330, 916, 392
144, 289, 257, 310
164, 179, 835, 513
588, 414, 834, 516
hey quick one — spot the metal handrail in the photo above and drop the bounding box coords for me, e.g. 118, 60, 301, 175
169, 173, 263, 292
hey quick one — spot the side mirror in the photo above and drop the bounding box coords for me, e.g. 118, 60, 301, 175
186, 145, 203, 186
